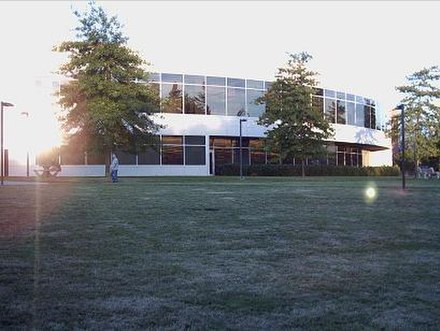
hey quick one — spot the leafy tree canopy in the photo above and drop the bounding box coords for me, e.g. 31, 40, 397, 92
394, 66, 440, 168
54, 1, 160, 155
258, 52, 334, 175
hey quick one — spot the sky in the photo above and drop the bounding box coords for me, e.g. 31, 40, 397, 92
0, 0, 439, 157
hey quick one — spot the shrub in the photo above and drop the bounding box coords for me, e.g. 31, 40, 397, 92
216, 164, 400, 177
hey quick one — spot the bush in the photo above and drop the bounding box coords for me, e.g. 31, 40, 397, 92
216, 164, 400, 177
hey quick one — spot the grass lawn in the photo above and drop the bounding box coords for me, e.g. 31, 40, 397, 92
1, 176, 439, 330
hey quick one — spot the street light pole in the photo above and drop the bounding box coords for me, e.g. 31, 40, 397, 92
395, 104, 406, 190
1, 101, 14, 186
239, 118, 247, 179
21, 112, 30, 177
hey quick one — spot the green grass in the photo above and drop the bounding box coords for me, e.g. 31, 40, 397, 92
1, 176, 439, 330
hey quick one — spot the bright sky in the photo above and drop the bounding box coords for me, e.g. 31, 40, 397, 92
0, 0, 439, 158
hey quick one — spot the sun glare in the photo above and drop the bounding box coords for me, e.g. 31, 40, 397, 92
364, 184, 378, 204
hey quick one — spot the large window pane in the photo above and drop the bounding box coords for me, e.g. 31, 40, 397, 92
346, 102, 355, 125
227, 78, 245, 88
247, 89, 265, 117
324, 89, 335, 98
313, 88, 324, 96
214, 149, 232, 166
185, 136, 205, 145
115, 151, 136, 165
227, 88, 245, 116
161, 83, 182, 113
312, 96, 324, 113
247, 80, 264, 89
251, 150, 266, 165
162, 136, 183, 145
207, 76, 225, 86
336, 91, 345, 100
185, 146, 206, 165
184, 74, 205, 85
233, 148, 250, 165
184, 84, 205, 114
149, 83, 160, 112
324, 98, 336, 123
210, 137, 236, 148
364, 105, 372, 128
371, 107, 376, 129
355, 104, 364, 127
207, 86, 226, 115
162, 146, 183, 165
337, 100, 346, 124
138, 146, 160, 165
162, 73, 183, 83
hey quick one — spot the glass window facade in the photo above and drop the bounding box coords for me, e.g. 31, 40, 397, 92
247, 79, 264, 89
184, 84, 205, 114
207, 76, 225, 86
162, 73, 183, 83
337, 100, 346, 124
145, 72, 383, 130
227, 77, 245, 88
184, 74, 205, 85
346, 102, 355, 125
324, 98, 336, 123
161, 83, 182, 113
247, 89, 265, 117
227, 87, 245, 116
207, 86, 226, 115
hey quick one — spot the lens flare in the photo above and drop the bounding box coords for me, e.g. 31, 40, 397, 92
364, 184, 378, 203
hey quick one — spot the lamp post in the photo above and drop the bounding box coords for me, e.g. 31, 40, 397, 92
1, 101, 14, 185
21, 112, 30, 177
394, 104, 406, 190
239, 118, 247, 179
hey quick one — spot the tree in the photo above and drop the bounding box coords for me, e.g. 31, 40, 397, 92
54, 1, 160, 165
394, 66, 440, 173
258, 52, 334, 176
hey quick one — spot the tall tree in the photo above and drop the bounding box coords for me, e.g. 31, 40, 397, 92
394, 66, 440, 172
54, 1, 160, 163
258, 52, 334, 176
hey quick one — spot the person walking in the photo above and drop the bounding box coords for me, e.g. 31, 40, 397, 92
110, 153, 119, 183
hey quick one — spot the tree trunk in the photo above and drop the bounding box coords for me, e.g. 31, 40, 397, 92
301, 159, 305, 177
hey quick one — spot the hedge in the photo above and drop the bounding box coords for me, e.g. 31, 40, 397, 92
216, 164, 400, 176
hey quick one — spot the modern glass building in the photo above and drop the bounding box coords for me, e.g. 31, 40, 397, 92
8, 72, 392, 177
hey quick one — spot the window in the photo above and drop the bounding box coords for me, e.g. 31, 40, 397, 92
336, 91, 345, 100
247, 89, 265, 117
161, 83, 182, 113
115, 151, 136, 165
162, 73, 183, 83
364, 105, 372, 128
227, 77, 245, 88
324, 98, 336, 123
185, 136, 206, 165
312, 96, 324, 113
138, 146, 160, 165
247, 80, 264, 89
207, 86, 226, 115
324, 89, 336, 98
227, 88, 245, 116
184, 85, 205, 114
346, 102, 355, 125
207, 76, 225, 86
162, 136, 183, 165
184, 74, 205, 85
337, 100, 346, 124
355, 104, 364, 127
